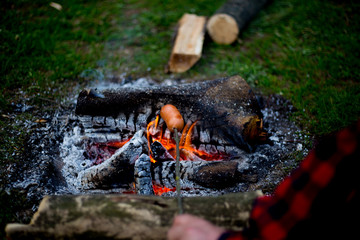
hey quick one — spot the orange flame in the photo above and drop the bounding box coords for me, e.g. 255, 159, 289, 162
146, 116, 228, 163
86, 138, 132, 165
107, 139, 131, 148
152, 184, 176, 196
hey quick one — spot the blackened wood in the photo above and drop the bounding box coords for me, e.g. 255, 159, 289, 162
75, 76, 261, 118
79, 130, 144, 189
75, 76, 267, 151
190, 161, 239, 189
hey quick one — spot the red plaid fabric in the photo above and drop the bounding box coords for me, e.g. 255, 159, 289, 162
219, 120, 360, 240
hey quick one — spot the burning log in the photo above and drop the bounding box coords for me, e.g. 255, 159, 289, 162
150, 141, 176, 162
190, 161, 240, 189
167, 13, 206, 73
151, 155, 260, 192
5, 191, 262, 240
152, 159, 210, 190
79, 130, 145, 189
76, 75, 267, 152
207, 0, 268, 44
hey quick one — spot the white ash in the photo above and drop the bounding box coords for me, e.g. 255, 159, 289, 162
60, 126, 90, 192
134, 154, 154, 195
61, 125, 146, 190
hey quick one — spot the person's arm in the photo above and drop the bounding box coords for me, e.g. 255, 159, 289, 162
168, 120, 359, 240
167, 214, 226, 240
220, 119, 359, 239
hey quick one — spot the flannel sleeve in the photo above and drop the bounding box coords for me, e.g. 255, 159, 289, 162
219, 119, 360, 240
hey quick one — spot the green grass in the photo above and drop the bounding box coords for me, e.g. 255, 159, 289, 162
1, 0, 125, 107
102, 0, 360, 133
0, 0, 359, 237
1, 0, 359, 132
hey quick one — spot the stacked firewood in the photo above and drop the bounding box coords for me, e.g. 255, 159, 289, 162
168, 0, 268, 73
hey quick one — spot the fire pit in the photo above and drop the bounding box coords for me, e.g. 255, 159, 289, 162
6, 74, 308, 240
58, 75, 305, 196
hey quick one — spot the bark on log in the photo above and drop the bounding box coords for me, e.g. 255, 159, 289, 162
6, 192, 262, 240
167, 13, 206, 73
207, 0, 268, 44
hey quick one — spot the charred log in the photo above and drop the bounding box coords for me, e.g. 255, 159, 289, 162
190, 161, 239, 189
150, 141, 176, 162
76, 75, 267, 151
79, 130, 145, 189
6, 191, 262, 240
151, 156, 260, 191
75, 76, 261, 118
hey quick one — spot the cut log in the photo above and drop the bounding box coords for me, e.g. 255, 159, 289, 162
168, 13, 206, 73
5, 191, 262, 240
207, 0, 268, 44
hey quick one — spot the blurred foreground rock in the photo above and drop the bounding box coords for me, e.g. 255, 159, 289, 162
6, 191, 262, 240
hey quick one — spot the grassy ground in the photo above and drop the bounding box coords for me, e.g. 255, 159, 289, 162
1, 0, 359, 237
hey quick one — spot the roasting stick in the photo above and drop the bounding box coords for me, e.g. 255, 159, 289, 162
160, 104, 185, 214
173, 128, 183, 214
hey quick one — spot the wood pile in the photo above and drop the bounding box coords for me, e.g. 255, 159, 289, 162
168, 0, 268, 72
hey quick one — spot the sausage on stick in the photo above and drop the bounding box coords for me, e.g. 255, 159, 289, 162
160, 104, 184, 132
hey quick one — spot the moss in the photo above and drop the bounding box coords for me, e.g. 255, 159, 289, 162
100, 202, 133, 220
52, 196, 78, 210
81, 195, 105, 208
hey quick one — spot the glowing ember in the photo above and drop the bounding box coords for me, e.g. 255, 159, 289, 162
152, 183, 176, 196
147, 115, 229, 163
85, 139, 131, 165
122, 183, 136, 194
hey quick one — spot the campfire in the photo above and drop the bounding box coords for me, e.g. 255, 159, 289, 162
147, 115, 230, 163
58, 75, 303, 197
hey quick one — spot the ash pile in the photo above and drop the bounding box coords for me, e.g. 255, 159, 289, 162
60, 75, 307, 196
